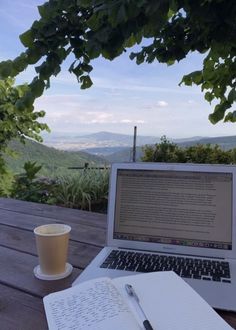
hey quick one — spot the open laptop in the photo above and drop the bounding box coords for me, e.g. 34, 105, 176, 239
73, 162, 236, 311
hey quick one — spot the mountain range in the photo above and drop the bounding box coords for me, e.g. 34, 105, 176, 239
103, 134, 236, 162
6, 132, 236, 174
42, 131, 161, 152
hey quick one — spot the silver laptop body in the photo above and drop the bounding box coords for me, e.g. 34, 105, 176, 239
73, 162, 236, 311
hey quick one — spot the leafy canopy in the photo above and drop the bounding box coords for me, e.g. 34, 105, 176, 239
0, 0, 236, 124
0, 78, 49, 173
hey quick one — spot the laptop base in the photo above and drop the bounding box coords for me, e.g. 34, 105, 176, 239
73, 246, 236, 312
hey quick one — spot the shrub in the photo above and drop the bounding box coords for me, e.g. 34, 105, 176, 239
11, 161, 58, 204
142, 136, 236, 165
54, 169, 109, 212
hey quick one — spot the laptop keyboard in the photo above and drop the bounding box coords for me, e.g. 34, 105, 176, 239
100, 250, 231, 283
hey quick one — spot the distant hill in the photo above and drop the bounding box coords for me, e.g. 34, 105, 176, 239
104, 135, 236, 163
104, 147, 143, 163
178, 135, 236, 150
43, 131, 161, 151
5, 139, 107, 175
80, 131, 160, 145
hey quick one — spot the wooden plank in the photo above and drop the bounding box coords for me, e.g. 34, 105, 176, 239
0, 246, 82, 297
216, 310, 236, 329
0, 225, 103, 268
0, 209, 106, 246
0, 198, 107, 229
0, 284, 47, 330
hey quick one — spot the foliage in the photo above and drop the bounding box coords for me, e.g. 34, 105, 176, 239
0, 169, 14, 197
55, 168, 109, 212
185, 144, 232, 164
142, 136, 236, 164
0, 0, 235, 124
10, 162, 109, 212
142, 136, 186, 163
11, 161, 58, 204
0, 78, 49, 175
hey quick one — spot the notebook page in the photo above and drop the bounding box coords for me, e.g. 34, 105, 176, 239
113, 271, 233, 330
43, 277, 140, 330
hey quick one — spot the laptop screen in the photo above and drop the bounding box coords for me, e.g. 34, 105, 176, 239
113, 169, 232, 250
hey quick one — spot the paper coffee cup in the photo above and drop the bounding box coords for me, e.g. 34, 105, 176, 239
34, 224, 71, 275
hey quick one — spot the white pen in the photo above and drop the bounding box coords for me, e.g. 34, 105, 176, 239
125, 284, 154, 330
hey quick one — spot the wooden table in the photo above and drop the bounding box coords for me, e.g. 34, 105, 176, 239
0, 198, 235, 329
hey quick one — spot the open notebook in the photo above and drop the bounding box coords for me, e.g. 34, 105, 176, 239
43, 271, 232, 330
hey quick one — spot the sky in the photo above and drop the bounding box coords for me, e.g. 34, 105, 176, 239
0, 0, 236, 138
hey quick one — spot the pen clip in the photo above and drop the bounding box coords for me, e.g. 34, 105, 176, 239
125, 284, 139, 302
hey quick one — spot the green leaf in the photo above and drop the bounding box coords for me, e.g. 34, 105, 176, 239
124, 34, 137, 48
38, 4, 50, 19
20, 30, 34, 47
36, 62, 54, 80
189, 71, 203, 85
13, 54, 27, 72
209, 104, 226, 124
129, 52, 137, 60
71, 64, 83, 77
80, 75, 93, 89
204, 91, 214, 102
86, 41, 101, 59
81, 63, 93, 73
136, 53, 145, 65
26, 48, 42, 64
15, 99, 25, 111
228, 89, 236, 104
42, 23, 57, 37
180, 74, 192, 86
224, 112, 236, 122
30, 78, 45, 98
0, 61, 15, 78
167, 59, 175, 66
87, 14, 100, 30
23, 91, 35, 108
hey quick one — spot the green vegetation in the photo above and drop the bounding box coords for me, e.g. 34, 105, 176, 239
10, 161, 109, 212
55, 169, 109, 212
11, 161, 58, 204
4, 138, 106, 176
5, 137, 236, 212
142, 136, 236, 164
0, 78, 49, 175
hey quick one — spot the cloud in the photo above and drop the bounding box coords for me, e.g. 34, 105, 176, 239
157, 100, 168, 107
35, 93, 147, 130
121, 119, 145, 124
142, 100, 169, 111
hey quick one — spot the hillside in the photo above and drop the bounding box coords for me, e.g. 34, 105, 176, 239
5, 139, 107, 175
104, 147, 143, 162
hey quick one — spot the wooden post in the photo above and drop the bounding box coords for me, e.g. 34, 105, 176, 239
132, 126, 137, 162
